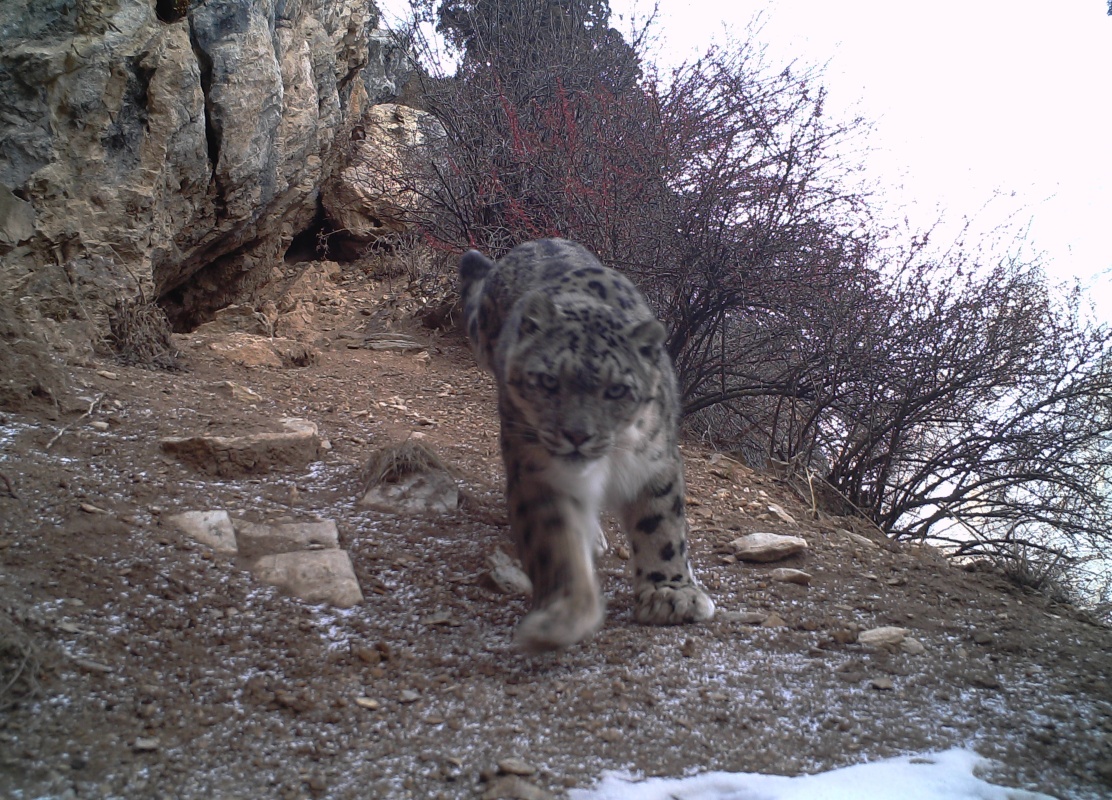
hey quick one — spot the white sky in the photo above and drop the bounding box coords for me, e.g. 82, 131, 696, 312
378, 0, 1111, 318
610, 0, 1111, 317
568, 748, 1058, 800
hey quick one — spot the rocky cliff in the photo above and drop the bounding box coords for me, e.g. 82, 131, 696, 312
0, 0, 410, 348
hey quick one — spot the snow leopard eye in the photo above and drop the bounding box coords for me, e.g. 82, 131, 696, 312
604, 384, 629, 400
536, 373, 560, 393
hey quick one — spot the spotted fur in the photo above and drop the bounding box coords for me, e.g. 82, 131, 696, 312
460, 239, 715, 651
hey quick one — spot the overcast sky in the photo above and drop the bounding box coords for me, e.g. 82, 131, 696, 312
610, 0, 1112, 315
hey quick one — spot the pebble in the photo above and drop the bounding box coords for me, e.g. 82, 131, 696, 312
354, 697, 380, 710
481, 775, 553, 800
72, 657, 113, 674
96, 370, 118, 380
870, 677, 894, 691
901, 637, 927, 655
89, 421, 110, 431
720, 611, 768, 625
132, 737, 160, 752
769, 568, 812, 585
399, 690, 420, 704
498, 757, 537, 776
766, 503, 796, 525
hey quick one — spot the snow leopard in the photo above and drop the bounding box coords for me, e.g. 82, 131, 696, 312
459, 238, 715, 651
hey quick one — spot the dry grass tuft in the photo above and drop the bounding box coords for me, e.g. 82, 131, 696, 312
108, 296, 181, 370
361, 439, 453, 493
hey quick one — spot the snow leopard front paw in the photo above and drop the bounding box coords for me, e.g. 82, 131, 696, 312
514, 592, 605, 652
633, 581, 715, 625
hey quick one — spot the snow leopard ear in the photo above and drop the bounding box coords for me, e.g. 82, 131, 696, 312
459, 249, 495, 285
517, 291, 557, 337
627, 319, 667, 360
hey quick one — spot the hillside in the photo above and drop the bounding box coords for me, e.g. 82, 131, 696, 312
1, 258, 1110, 800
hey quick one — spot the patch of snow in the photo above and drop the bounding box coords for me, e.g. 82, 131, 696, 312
570, 748, 1057, 800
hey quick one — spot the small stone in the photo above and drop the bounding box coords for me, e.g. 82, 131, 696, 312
972, 630, 994, 645
761, 612, 788, 628
486, 563, 533, 596
420, 611, 458, 626
481, 775, 553, 800
766, 503, 796, 525
354, 697, 380, 710
680, 638, 697, 658
858, 626, 907, 647
96, 369, 118, 380
79, 503, 108, 515
598, 728, 622, 743
399, 690, 420, 704
901, 637, 926, 655
769, 568, 812, 585
89, 420, 110, 431
870, 677, 894, 691
72, 657, 113, 674
970, 673, 1001, 690
840, 529, 879, 549
485, 549, 532, 594
720, 611, 768, 625
729, 532, 808, 562
306, 773, 327, 793
497, 758, 537, 776
831, 629, 858, 645
352, 645, 381, 665
210, 380, 262, 403
132, 737, 159, 752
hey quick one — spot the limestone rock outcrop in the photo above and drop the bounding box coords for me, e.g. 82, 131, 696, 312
0, 0, 412, 345
321, 103, 444, 259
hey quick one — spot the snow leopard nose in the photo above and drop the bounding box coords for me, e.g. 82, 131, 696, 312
563, 428, 592, 449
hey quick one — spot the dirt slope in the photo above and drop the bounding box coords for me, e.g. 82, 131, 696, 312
1, 260, 1110, 800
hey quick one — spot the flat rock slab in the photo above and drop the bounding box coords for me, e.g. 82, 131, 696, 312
165, 510, 238, 554
205, 333, 319, 369
766, 503, 797, 525
235, 519, 339, 558
160, 417, 320, 477
769, 567, 812, 585
484, 549, 533, 595
359, 469, 458, 515
250, 550, 364, 608
730, 532, 808, 562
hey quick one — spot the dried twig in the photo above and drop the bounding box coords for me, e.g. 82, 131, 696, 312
45, 392, 105, 450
